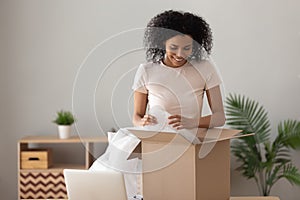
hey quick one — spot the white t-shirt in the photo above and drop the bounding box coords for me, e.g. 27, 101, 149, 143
132, 60, 222, 118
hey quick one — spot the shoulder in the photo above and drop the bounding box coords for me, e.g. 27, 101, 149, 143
139, 62, 160, 69
190, 59, 218, 73
190, 59, 214, 69
137, 61, 162, 73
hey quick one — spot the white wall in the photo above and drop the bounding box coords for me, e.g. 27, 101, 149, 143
1, 0, 300, 199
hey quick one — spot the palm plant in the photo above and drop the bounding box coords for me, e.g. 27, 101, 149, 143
225, 93, 300, 196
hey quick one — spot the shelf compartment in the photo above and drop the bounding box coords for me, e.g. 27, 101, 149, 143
18, 135, 108, 200
19, 171, 67, 199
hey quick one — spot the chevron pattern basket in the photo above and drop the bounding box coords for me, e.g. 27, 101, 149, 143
19, 171, 68, 199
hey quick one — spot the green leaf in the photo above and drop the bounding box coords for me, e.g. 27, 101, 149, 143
225, 93, 271, 144
266, 165, 282, 186
278, 120, 300, 149
231, 140, 261, 178
282, 164, 300, 185
53, 110, 76, 125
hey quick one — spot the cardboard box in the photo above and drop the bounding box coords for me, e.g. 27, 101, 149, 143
21, 148, 52, 169
128, 128, 252, 200
230, 197, 280, 200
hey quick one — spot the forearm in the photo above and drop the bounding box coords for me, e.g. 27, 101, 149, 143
199, 86, 226, 128
198, 111, 226, 128
132, 113, 143, 127
132, 91, 148, 127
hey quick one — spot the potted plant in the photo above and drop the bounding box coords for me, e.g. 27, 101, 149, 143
225, 93, 300, 196
53, 110, 75, 139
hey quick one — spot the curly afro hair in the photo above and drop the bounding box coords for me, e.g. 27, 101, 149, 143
144, 10, 213, 62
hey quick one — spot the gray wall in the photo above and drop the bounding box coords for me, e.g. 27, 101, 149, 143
1, 0, 300, 199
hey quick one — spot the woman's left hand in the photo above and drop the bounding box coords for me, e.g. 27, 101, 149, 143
168, 115, 199, 129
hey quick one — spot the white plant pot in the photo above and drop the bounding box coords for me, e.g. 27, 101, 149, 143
58, 125, 71, 139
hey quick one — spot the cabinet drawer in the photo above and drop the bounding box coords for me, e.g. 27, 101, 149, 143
21, 149, 52, 169
19, 171, 67, 199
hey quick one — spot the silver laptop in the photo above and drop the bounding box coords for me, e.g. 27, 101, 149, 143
64, 169, 127, 200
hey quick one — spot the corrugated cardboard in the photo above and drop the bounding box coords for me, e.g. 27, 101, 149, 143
230, 197, 280, 200
128, 128, 252, 200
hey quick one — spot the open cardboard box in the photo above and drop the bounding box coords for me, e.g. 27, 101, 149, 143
128, 128, 253, 200
230, 197, 280, 200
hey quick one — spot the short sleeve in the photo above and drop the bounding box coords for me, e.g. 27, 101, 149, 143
132, 64, 148, 94
202, 60, 222, 90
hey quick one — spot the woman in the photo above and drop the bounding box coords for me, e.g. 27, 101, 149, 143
91, 10, 226, 200
132, 10, 226, 130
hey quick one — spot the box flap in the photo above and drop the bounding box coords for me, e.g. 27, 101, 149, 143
127, 128, 252, 144
197, 128, 254, 144
127, 129, 176, 143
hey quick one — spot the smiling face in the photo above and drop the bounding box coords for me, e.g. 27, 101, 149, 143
163, 34, 193, 68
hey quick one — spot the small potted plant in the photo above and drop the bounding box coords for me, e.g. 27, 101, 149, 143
53, 110, 75, 139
